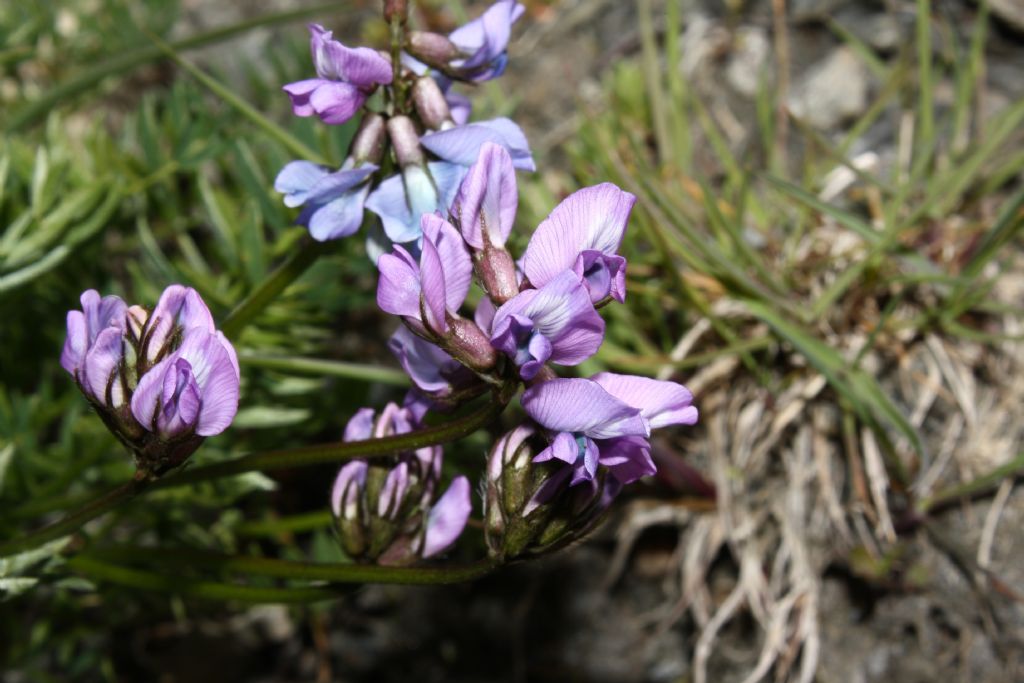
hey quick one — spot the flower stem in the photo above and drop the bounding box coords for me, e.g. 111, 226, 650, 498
85, 545, 499, 585
155, 393, 508, 489
0, 479, 147, 558
220, 238, 332, 339
65, 555, 349, 603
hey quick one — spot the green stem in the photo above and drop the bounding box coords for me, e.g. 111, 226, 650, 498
66, 555, 347, 603
238, 353, 409, 386
918, 451, 1024, 513
236, 510, 333, 537
0, 479, 147, 557
219, 239, 331, 339
155, 393, 508, 489
87, 546, 499, 584
5, 2, 341, 133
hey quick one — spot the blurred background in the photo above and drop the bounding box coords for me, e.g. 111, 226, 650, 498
1, 0, 1023, 681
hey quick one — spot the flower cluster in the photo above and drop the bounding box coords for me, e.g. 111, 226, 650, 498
275, 4, 533, 249
61, 285, 240, 477
330, 402, 470, 565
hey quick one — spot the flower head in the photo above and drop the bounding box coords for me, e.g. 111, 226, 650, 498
330, 404, 471, 565
275, 161, 377, 241
490, 272, 605, 380
284, 24, 393, 125
521, 374, 697, 486
521, 183, 636, 303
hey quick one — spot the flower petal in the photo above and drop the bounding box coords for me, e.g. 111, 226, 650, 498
175, 329, 240, 436
81, 327, 125, 406
453, 142, 517, 249
331, 460, 367, 518
591, 372, 698, 429
422, 475, 471, 558
274, 161, 330, 207
598, 435, 657, 484
388, 327, 455, 394
376, 245, 422, 319
282, 78, 323, 116
307, 184, 371, 241
522, 378, 648, 440
421, 213, 473, 313
418, 230, 449, 335
309, 81, 366, 125
522, 182, 636, 289
420, 117, 534, 171
309, 24, 393, 86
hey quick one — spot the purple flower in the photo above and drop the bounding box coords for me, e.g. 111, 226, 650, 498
275, 161, 377, 241
60, 290, 126, 378
284, 24, 392, 125
447, 1, 526, 82
490, 272, 605, 380
522, 374, 697, 486
521, 183, 636, 303
421, 117, 535, 172
130, 327, 240, 438
140, 284, 216, 366
377, 213, 472, 336
365, 161, 466, 244
452, 142, 517, 250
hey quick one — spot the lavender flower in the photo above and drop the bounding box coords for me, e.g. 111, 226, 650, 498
421, 117, 535, 172
377, 213, 473, 337
61, 285, 240, 475
284, 24, 392, 125
521, 374, 697, 486
388, 326, 482, 407
330, 404, 471, 564
130, 328, 240, 439
521, 183, 636, 303
275, 162, 377, 241
365, 161, 466, 244
406, 1, 525, 84
490, 272, 605, 380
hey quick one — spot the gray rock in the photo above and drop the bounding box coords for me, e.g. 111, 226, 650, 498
787, 46, 869, 130
726, 26, 773, 98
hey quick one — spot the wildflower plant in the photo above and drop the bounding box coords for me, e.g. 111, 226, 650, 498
2, 0, 697, 596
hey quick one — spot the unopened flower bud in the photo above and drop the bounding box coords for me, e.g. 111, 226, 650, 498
412, 76, 453, 130
476, 247, 518, 304
387, 115, 425, 167
484, 425, 622, 561
330, 404, 471, 566
350, 113, 387, 165
406, 31, 460, 69
444, 317, 497, 373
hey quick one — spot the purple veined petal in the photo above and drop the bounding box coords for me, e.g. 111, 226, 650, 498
403, 390, 432, 423
343, 407, 376, 442
522, 183, 636, 290
420, 117, 534, 172
173, 328, 240, 437
378, 461, 410, 519
598, 435, 657, 485
274, 161, 330, 207
309, 81, 367, 125
377, 245, 423, 320
418, 231, 449, 335
519, 331, 552, 380
591, 372, 698, 430
156, 357, 201, 436
62, 290, 127, 375
572, 250, 627, 303
490, 272, 604, 371
446, 91, 472, 125
366, 172, 416, 243
307, 183, 372, 241
331, 460, 368, 518
131, 354, 171, 430
145, 285, 215, 363
421, 213, 473, 313
309, 24, 393, 86
453, 142, 517, 249
81, 327, 126, 407
373, 402, 403, 438
421, 475, 471, 558
282, 78, 323, 117
388, 327, 455, 394
522, 378, 649, 440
